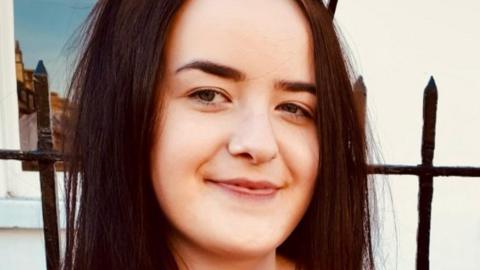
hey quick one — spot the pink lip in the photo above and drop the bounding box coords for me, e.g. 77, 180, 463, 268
206, 178, 280, 198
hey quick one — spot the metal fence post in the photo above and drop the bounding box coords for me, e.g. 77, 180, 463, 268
33, 60, 60, 270
416, 77, 438, 270
353, 76, 367, 135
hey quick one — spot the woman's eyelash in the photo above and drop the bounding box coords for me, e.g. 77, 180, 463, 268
188, 89, 229, 105
277, 103, 313, 119
188, 88, 313, 119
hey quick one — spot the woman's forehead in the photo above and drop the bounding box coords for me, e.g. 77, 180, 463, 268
164, 0, 314, 83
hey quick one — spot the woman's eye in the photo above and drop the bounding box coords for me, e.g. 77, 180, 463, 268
189, 89, 229, 106
277, 103, 312, 119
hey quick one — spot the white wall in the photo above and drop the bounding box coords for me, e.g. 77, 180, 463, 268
0, 0, 18, 199
0, 229, 47, 270
336, 0, 480, 269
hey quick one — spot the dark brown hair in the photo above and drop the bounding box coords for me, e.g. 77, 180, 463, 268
62, 0, 375, 269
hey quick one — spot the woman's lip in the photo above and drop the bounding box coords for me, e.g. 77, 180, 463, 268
208, 178, 280, 189
206, 178, 280, 197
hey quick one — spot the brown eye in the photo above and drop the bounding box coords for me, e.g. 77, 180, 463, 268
189, 89, 229, 106
281, 103, 299, 114
277, 103, 312, 119
196, 90, 216, 102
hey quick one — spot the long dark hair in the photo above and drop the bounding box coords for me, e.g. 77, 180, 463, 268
62, 0, 375, 269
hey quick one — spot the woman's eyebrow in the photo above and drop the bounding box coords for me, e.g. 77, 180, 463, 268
175, 60, 316, 95
275, 80, 317, 95
175, 60, 246, 81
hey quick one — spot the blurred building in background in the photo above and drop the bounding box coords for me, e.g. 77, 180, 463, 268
15, 40, 66, 167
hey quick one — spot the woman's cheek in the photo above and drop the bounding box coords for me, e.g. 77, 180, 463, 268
152, 102, 230, 193
276, 121, 318, 208
275, 119, 318, 173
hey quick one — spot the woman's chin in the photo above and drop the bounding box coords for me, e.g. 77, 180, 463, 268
204, 230, 288, 258
172, 228, 284, 260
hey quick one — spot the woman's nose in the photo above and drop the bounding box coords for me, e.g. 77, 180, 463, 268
227, 111, 279, 165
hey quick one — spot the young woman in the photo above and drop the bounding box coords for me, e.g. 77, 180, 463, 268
63, 0, 375, 269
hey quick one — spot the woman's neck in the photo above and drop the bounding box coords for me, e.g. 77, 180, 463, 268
175, 251, 275, 270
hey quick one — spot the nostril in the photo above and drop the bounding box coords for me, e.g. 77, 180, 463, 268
237, 152, 254, 160
236, 151, 263, 165
237, 150, 275, 163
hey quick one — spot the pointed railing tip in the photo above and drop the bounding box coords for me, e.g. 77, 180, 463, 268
353, 75, 367, 96
34, 60, 48, 76
356, 75, 364, 84
426, 76, 437, 91
15, 40, 20, 52
328, 0, 338, 16
424, 76, 438, 101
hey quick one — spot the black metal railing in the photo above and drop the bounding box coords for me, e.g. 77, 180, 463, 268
0, 60, 60, 270
356, 76, 480, 270
2, 61, 480, 269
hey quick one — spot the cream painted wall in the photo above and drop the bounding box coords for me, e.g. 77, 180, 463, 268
336, 1, 480, 269
0, 0, 18, 199
0, 229, 47, 270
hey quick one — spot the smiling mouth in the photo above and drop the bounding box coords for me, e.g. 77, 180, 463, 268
205, 178, 280, 199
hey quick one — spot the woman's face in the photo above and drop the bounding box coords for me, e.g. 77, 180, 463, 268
151, 0, 319, 260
